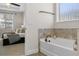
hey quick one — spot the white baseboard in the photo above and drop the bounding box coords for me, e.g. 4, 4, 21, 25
40, 48, 58, 56
25, 49, 38, 55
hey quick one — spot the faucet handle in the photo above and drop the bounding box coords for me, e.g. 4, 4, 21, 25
73, 40, 77, 51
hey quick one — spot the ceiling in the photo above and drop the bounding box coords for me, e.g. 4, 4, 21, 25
0, 3, 26, 13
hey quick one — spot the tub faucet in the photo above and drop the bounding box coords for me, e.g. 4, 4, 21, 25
45, 35, 51, 42
45, 37, 47, 42
45, 37, 51, 42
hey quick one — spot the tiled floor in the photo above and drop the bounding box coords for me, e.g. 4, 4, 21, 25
0, 39, 25, 56
29, 52, 46, 56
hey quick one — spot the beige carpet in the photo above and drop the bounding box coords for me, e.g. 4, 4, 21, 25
0, 38, 46, 56
0, 38, 25, 56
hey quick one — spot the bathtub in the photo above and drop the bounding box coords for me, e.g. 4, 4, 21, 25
40, 38, 77, 56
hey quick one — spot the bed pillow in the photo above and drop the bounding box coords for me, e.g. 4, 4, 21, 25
3, 34, 8, 39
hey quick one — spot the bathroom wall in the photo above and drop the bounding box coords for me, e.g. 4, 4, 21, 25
24, 3, 55, 55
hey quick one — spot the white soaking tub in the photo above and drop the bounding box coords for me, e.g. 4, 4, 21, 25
40, 38, 77, 56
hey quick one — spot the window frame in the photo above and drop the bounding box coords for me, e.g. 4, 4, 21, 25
0, 13, 14, 30
56, 3, 79, 22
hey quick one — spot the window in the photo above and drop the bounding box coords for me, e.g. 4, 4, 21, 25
0, 13, 14, 30
56, 3, 79, 22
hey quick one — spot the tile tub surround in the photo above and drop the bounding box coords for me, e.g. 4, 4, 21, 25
38, 29, 54, 39
38, 29, 77, 40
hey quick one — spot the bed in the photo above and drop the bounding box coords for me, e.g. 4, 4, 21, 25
2, 32, 25, 46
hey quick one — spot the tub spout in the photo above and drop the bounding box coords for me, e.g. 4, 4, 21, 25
53, 35, 56, 39
45, 38, 47, 42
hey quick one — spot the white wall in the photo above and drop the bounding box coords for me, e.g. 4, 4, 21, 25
24, 3, 55, 55
14, 12, 24, 30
